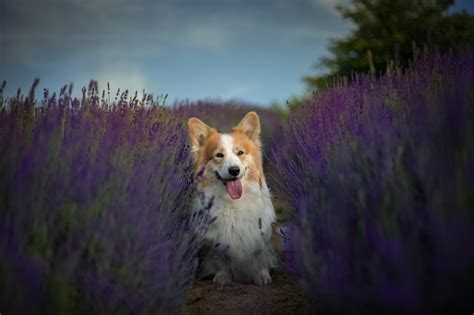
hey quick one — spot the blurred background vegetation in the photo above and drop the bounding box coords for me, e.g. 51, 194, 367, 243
281, 0, 474, 108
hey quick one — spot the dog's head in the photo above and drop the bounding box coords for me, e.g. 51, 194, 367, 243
188, 112, 263, 200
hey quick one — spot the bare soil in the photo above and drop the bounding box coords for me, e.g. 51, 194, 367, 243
183, 269, 313, 314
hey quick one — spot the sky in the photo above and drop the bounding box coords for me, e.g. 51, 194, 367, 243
1, 0, 473, 107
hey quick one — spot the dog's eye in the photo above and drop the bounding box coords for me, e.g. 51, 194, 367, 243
237, 150, 245, 156
215, 152, 224, 158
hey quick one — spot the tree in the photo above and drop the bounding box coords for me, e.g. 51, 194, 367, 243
304, 0, 474, 89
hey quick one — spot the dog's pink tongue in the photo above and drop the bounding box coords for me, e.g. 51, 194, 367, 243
226, 179, 243, 199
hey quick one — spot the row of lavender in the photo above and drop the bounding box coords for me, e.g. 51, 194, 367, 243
0, 83, 202, 314
273, 53, 474, 313
0, 81, 286, 314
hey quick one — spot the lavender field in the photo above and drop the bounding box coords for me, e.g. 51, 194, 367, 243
273, 53, 474, 313
0, 82, 200, 314
1, 53, 473, 314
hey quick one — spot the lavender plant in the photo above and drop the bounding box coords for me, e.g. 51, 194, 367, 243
0, 82, 200, 314
273, 53, 474, 313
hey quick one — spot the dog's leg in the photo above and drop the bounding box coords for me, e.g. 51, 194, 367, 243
213, 270, 233, 285
252, 239, 276, 286
212, 255, 233, 285
254, 268, 272, 286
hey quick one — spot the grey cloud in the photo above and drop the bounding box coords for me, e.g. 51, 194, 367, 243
0, 0, 352, 103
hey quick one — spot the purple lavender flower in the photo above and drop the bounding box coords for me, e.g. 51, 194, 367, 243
272, 53, 474, 314
0, 82, 202, 314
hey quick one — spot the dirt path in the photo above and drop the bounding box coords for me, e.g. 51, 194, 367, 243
183, 269, 313, 314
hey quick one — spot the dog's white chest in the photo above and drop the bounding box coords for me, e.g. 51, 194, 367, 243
197, 181, 275, 259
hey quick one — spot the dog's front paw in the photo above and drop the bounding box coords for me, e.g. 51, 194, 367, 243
254, 269, 272, 286
213, 271, 232, 285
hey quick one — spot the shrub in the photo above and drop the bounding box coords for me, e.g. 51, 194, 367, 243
0, 82, 200, 314
273, 53, 474, 313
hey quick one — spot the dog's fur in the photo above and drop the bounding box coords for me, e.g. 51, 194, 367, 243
188, 112, 277, 286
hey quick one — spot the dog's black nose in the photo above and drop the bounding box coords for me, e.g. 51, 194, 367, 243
228, 166, 240, 177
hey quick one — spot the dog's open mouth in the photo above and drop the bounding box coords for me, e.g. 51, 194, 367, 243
215, 171, 243, 200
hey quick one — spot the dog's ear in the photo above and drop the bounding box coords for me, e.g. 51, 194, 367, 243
234, 111, 261, 142
188, 117, 212, 152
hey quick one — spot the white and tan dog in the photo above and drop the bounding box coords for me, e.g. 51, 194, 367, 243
188, 112, 277, 286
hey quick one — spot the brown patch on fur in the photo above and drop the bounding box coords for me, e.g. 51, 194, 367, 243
233, 111, 261, 143
232, 130, 263, 187
188, 118, 214, 149
192, 130, 220, 189
203, 132, 221, 164
189, 111, 265, 189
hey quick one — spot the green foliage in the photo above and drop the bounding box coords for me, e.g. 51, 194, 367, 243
304, 0, 474, 90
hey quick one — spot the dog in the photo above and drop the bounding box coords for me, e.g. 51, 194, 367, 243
188, 111, 277, 286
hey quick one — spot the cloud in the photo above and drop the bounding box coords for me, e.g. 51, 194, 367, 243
184, 25, 233, 52
222, 83, 255, 99
0, 0, 353, 104
90, 65, 152, 95
2, 0, 351, 64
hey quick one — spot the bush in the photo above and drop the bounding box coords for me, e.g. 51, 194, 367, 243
273, 53, 474, 313
0, 82, 200, 314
